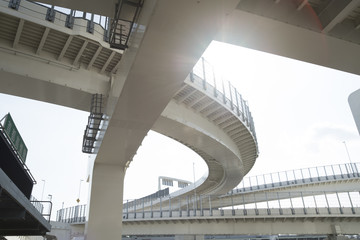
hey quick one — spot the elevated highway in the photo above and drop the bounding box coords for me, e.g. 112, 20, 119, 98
2, 0, 360, 239
56, 205, 360, 236
121, 207, 360, 236
0, 0, 258, 195
215, 162, 360, 208
16, 0, 360, 77
119, 163, 360, 213
1, 1, 258, 238
55, 162, 360, 237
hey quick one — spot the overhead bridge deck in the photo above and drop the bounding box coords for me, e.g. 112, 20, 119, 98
119, 162, 360, 212
3, 0, 360, 238
55, 162, 360, 236
0, 0, 258, 199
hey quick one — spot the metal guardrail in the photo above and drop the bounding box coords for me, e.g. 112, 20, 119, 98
190, 57, 258, 150
4, 0, 142, 50
123, 207, 360, 221
230, 162, 360, 194
30, 195, 44, 213
55, 162, 360, 224
29, 196, 52, 221
56, 190, 360, 223
56, 204, 87, 223
122, 190, 360, 217
124, 235, 331, 240
123, 188, 170, 212
31, 201, 52, 222
2, 0, 108, 34
124, 162, 360, 211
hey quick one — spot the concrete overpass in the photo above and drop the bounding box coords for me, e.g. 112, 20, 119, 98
1, 0, 360, 239
1, 1, 258, 238
20, 0, 360, 77
121, 207, 360, 236
120, 162, 360, 212
54, 162, 360, 238
53, 205, 360, 236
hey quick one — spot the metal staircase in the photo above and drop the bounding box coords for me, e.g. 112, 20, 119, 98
109, 0, 144, 50
82, 94, 105, 154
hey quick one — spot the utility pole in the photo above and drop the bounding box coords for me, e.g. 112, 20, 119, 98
343, 141, 356, 174
77, 179, 84, 204
193, 162, 197, 211
41, 180, 46, 201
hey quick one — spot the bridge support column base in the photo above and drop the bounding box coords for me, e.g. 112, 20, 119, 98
327, 236, 350, 240
85, 162, 125, 240
175, 235, 204, 240
327, 224, 352, 240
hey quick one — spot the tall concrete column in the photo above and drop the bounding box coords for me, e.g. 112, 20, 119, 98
195, 235, 205, 240
85, 162, 125, 240
327, 236, 350, 240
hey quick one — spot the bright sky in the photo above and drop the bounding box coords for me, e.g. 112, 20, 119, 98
1, 41, 360, 219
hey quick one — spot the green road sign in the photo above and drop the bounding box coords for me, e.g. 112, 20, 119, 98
3, 113, 28, 162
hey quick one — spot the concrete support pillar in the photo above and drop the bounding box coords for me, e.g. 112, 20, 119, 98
195, 235, 205, 240
85, 162, 125, 240
327, 225, 350, 240
175, 235, 204, 240
327, 236, 349, 240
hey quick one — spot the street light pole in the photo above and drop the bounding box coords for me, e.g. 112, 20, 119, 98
77, 179, 84, 204
193, 162, 197, 211
343, 141, 352, 163
41, 180, 46, 201
343, 141, 355, 174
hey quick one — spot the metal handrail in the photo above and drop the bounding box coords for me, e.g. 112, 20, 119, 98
190, 57, 258, 152
31, 200, 52, 222
2, 0, 109, 38
231, 162, 360, 194
4, 0, 142, 49
56, 204, 87, 223
55, 190, 360, 224
123, 191, 360, 216
54, 162, 360, 223
123, 162, 360, 210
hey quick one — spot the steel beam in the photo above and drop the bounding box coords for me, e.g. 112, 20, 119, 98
13, 19, 24, 49
36, 27, 50, 55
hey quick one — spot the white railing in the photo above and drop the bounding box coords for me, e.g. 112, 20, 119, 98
189, 57, 258, 151
2, 0, 110, 42
122, 162, 360, 211
122, 190, 360, 218
56, 204, 87, 223
56, 190, 360, 223
230, 162, 360, 194
56, 162, 360, 224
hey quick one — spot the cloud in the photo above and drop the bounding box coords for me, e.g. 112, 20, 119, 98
310, 123, 358, 141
